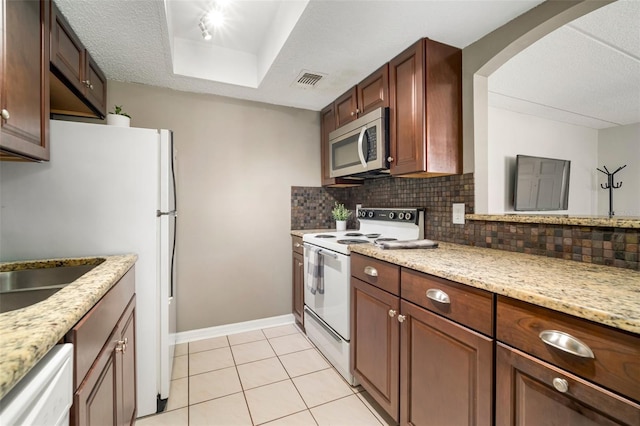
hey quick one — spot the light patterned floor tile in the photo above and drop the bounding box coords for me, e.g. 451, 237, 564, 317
262, 409, 318, 425
237, 357, 289, 390
189, 367, 242, 404
356, 391, 397, 426
189, 336, 229, 353
189, 392, 253, 426
262, 324, 300, 339
171, 355, 187, 380
174, 342, 188, 357
311, 395, 383, 426
231, 340, 276, 365
268, 333, 313, 356
136, 407, 188, 426
245, 380, 307, 425
292, 368, 353, 408
228, 329, 267, 346
189, 346, 234, 375
165, 377, 188, 411
278, 349, 330, 378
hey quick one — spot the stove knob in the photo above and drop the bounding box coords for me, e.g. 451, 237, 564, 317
389, 212, 395, 219
398, 212, 405, 220
405, 212, 412, 221
368, 211, 374, 218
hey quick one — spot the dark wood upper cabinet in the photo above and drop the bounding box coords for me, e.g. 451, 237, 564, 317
389, 38, 461, 177
292, 236, 304, 328
335, 64, 389, 128
496, 343, 640, 426
0, 0, 50, 161
50, 1, 107, 119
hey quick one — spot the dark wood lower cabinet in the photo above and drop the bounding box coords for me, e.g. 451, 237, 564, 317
292, 251, 304, 327
351, 277, 400, 422
400, 299, 493, 426
496, 343, 640, 426
119, 300, 137, 426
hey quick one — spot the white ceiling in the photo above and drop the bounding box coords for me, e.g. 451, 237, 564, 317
53, 0, 639, 129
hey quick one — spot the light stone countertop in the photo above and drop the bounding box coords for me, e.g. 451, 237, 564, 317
0, 254, 137, 399
349, 242, 640, 335
466, 214, 640, 228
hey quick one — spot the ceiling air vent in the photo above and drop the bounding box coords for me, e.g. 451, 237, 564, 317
292, 70, 326, 89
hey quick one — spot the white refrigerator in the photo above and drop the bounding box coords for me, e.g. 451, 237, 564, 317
0, 120, 177, 417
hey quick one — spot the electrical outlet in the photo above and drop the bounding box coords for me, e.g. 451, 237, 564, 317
452, 203, 465, 225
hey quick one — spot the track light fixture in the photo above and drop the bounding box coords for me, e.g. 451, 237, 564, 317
199, 19, 212, 41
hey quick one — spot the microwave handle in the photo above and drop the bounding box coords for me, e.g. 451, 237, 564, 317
357, 126, 368, 168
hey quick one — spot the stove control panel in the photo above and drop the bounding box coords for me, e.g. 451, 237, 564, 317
357, 208, 423, 225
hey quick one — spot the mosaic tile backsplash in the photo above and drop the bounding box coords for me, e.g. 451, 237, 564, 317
291, 173, 639, 270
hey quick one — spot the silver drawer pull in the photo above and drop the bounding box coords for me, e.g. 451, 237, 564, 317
364, 266, 378, 277
552, 378, 569, 393
397, 315, 406, 323
426, 289, 450, 304
294, 243, 302, 248
539, 330, 595, 359
388, 309, 397, 318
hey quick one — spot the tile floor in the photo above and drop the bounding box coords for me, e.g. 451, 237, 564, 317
136, 324, 395, 426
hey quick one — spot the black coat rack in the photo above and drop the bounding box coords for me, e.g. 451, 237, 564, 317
597, 165, 626, 218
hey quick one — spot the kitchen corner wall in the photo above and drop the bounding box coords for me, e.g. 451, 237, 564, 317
108, 81, 320, 332
292, 173, 639, 270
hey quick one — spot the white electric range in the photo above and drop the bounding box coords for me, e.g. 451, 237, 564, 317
302, 207, 424, 385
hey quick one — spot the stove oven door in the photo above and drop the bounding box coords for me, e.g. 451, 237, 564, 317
303, 245, 351, 341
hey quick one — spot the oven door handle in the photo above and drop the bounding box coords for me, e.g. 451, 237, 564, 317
303, 243, 338, 259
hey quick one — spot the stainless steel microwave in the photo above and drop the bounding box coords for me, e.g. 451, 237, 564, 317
329, 107, 389, 178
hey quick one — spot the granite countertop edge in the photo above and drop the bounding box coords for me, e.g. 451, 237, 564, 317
466, 214, 640, 228
0, 254, 137, 400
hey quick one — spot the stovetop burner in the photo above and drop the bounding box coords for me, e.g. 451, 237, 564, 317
337, 239, 369, 245
365, 234, 381, 238
375, 238, 398, 242
315, 234, 336, 238
344, 232, 363, 237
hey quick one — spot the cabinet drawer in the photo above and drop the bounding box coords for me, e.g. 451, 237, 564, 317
351, 253, 400, 296
497, 296, 640, 401
401, 268, 494, 336
292, 236, 303, 255
66, 266, 135, 391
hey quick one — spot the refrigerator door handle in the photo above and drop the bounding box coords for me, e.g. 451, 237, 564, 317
156, 210, 177, 217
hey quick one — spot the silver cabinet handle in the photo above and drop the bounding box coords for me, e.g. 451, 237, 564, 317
552, 378, 569, 393
397, 315, 406, 323
116, 339, 127, 353
426, 289, 450, 304
387, 156, 394, 163
364, 266, 378, 277
294, 243, 302, 248
350, 111, 355, 116
355, 108, 360, 114
1, 109, 9, 120
539, 330, 595, 359
388, 309, 397, 318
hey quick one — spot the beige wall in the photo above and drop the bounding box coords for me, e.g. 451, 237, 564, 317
107, 81, 320, 332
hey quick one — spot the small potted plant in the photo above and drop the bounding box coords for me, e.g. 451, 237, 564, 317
106, 105, 131, 127
331, 202, 351, 231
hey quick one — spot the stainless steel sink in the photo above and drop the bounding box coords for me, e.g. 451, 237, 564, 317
0, 263, 100, 313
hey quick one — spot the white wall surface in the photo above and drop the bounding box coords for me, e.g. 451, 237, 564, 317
105, 82, 319, 332
597, 123, 640, 217
487, 107, 598, 215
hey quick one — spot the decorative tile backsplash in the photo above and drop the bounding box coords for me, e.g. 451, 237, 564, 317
291, 173, 639, 270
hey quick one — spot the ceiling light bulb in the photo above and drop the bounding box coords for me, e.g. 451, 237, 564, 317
207, 9, 225, 28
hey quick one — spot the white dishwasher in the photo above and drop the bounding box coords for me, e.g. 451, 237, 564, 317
0, 343, 74, 426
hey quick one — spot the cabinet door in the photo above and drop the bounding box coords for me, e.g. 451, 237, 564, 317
50, 0, 85, 94
357, 64, 389, 115
335, 87, 358, 128
351, 277, 400, 421
73, 332, 118, 426
1, 0, 50, 161
400, 299, 493, 426
292, 251, 304, 326
84, 51, 107, 118
118, 299, 136, 426
496, 343, 640, 426
320, 103, 336, 186
389, 40, 425, 176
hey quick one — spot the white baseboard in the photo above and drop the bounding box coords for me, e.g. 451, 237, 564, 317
175, 314, 296, 344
